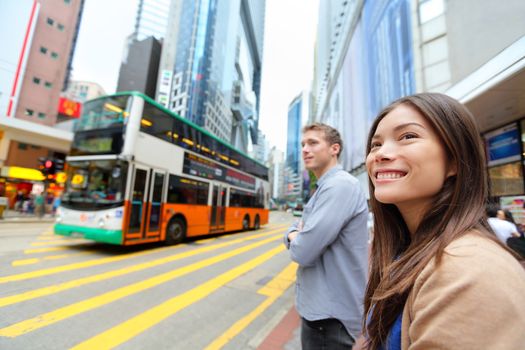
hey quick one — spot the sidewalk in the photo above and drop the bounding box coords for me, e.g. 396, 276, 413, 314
257, 306, 366, 350
0, 210, 56, 223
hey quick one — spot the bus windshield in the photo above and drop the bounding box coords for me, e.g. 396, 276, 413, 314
61, 160, 128, 210
75, 95, 132, 132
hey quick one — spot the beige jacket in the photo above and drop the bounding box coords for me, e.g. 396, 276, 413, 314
401, 233, 525, 349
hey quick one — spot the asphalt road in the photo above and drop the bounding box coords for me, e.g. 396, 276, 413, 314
0, 211, 297, 350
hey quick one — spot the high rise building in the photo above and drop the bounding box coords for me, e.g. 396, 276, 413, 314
157, 0, 265, 151
133, 0, 170, 41
117, 36, 162, 98
312, 0, 525, 202
250, 129, 269, 164
285, 91, 309, 201
287, 94, 302, 175
63, 80, 106, 103
0, 0, 83, 207
117, 0, 168, 96
8, 0, 85, 126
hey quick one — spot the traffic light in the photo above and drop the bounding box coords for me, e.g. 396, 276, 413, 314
44, 159, 55, 175
37, 157, 56, 177
55, 159, 65, 172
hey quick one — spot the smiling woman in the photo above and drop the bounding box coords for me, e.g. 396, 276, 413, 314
363, 93, 525, 350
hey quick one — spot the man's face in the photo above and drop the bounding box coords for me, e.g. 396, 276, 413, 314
301, 130, 339, 177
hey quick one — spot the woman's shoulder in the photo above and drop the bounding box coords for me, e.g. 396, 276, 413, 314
417, 232, 525, 290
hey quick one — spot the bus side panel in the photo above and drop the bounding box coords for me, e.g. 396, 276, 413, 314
260, 208, 269, 225
161, 203, 210, 239
223, 207, 269, 232
223, 207, 245, 232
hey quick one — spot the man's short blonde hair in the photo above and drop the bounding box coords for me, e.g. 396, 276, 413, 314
302, 123, 343, 158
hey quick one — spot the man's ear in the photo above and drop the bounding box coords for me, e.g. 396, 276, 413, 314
331, 143, 340, 157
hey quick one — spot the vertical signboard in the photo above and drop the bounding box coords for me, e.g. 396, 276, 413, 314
156, 69, 173, 108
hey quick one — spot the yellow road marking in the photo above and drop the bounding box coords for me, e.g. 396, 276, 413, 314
204, 263, 297, 350
24, 247, 70, 254
30, 240, 85, 246
11, 259, 40, 267
11, 252, 92, 267
70, 245, 286, 350
2, 224, 286, 284
0, 235, 283, 337
0, 229, 285, 308
37, 236, 64, 241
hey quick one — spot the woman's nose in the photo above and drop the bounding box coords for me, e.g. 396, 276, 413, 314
373, 142, 394, 162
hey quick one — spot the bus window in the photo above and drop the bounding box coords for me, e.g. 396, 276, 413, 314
167, 175, 209, 205
62, 160, 128, 209
141, 104, 174, 143
75, 95, 130, 132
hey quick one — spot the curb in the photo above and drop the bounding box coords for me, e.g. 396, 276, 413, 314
256, 306, 300, 350
0, 217, 55, 224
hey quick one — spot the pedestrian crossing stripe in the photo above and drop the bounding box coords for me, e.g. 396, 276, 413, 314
0, 224, 288, 284
69, 245, 286, 350
204, 263, 297, 350
0, 235, 284, 337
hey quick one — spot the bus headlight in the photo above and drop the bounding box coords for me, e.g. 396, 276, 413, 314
98, 218, 105, 228
55, 215, 62, 223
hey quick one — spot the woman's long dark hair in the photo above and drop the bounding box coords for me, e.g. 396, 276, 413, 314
363, 93, 509, 349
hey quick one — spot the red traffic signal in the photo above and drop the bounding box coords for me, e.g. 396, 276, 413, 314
45, 160, 53, 168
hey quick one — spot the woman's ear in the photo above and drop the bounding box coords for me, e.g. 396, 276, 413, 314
447, 160, 457, 178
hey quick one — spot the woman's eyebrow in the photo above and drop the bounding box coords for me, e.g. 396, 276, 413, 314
393, 122, 425, 132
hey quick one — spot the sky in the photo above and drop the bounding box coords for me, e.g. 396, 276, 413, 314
72, 0, 319, 152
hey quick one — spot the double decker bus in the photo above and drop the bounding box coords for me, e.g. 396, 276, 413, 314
55, 92, 269, 245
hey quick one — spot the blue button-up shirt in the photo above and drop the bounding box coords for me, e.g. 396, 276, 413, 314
284, 164, 369, 338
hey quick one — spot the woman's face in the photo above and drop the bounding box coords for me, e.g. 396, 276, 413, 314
497, 210, 506, 220
366, 104, 455, 214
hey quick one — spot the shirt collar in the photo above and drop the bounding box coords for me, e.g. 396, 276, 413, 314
316, 164, 342, 187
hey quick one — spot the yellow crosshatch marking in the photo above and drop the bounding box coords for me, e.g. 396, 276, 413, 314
69, 245, 286, 350
0, 228, 285, 308
0, 235, 283, 337
204, 263, 297, 350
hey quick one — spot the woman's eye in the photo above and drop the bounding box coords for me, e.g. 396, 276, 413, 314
370, 142, 381, 149
401, 133, 417, 140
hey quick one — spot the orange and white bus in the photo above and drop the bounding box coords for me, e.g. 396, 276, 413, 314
55, 91, 269, 245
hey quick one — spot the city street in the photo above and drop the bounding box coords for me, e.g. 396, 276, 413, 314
0, 212, 297, 350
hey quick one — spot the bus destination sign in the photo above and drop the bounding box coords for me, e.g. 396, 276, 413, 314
183, 152, 255, 190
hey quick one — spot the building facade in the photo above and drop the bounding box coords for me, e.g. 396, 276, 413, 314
157, 0, 265, 151
0, 0, 82, 208
132, 0, 170, 41
287, 94, 302, 175
63, 80, 106, 103
11, 0, 84, 126
117, 36, 162, 98
312, 0, 525, 220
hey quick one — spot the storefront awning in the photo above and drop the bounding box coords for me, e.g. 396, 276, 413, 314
0, 166, 45, 181
446, 36, 525, 133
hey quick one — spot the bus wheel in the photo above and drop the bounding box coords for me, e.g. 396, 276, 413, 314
242, 215, 250, 231
166, 217, 186, 245
253, 215, 260, 230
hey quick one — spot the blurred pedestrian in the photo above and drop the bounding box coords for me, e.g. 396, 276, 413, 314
487, 204, 520, 244
34, 192, 45, 218
500, 209, 524, 236
285, 123, 368, 349
364, 93, 525, 349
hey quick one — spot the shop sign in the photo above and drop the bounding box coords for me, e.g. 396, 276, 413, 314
485, 123, 521, 166
58, 97, 81, 118
0, 166, 45, 181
